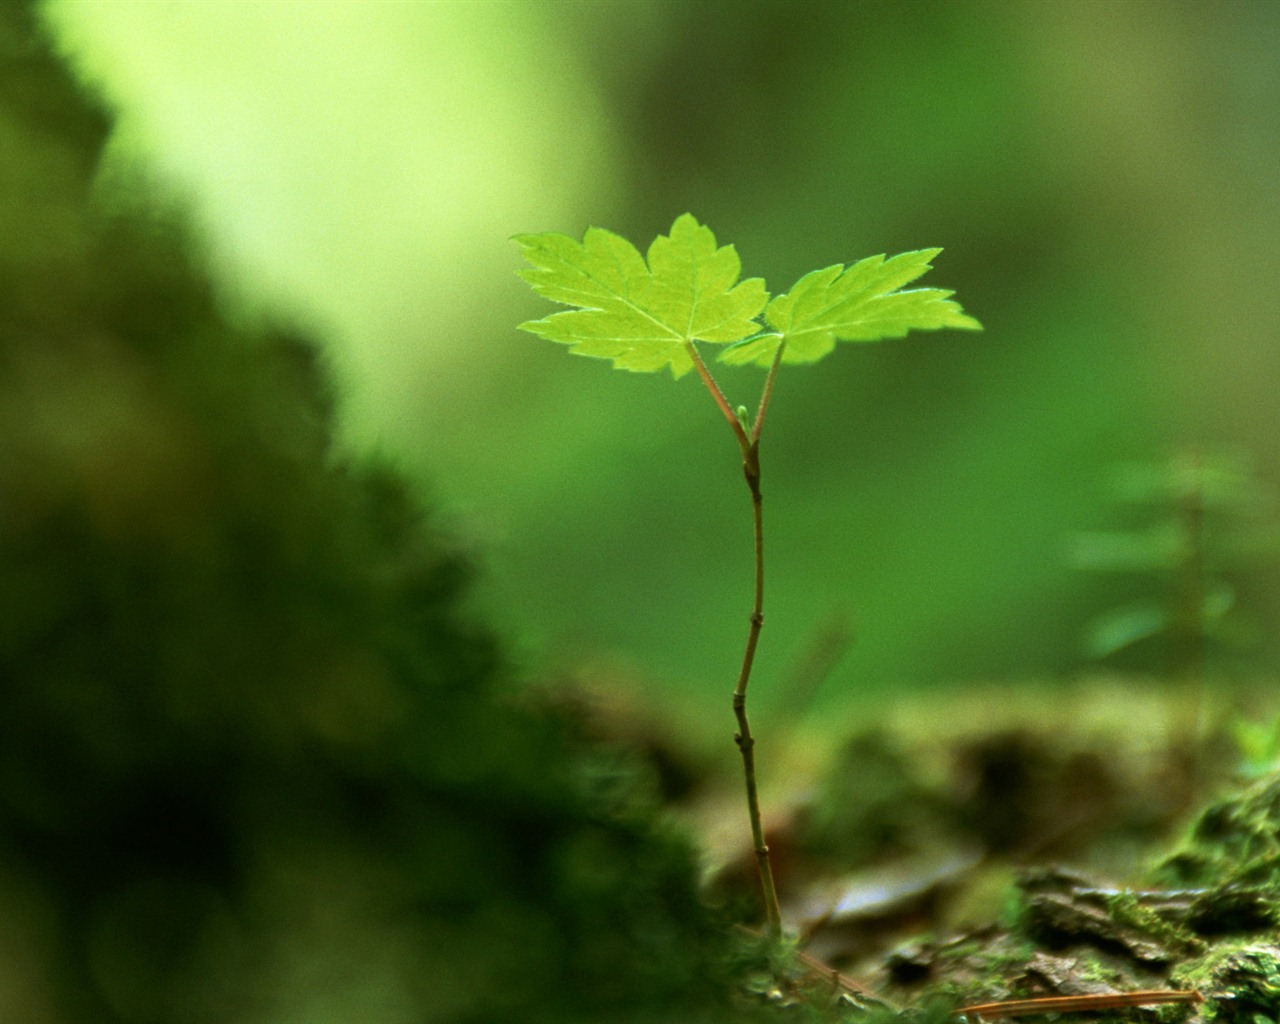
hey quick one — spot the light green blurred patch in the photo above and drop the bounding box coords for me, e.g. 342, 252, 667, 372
41, 0, 620, 451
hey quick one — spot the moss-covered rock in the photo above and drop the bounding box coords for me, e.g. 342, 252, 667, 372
869, 765, 1280, 1022
1154, 772, 1280, 892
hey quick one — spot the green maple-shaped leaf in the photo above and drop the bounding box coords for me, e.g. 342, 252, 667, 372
515, 213, 768, 378
718, 248, 982, 368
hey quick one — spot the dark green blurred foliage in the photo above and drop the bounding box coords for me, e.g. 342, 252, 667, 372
795, 731, 954, 869
1070, 448, 1280, 677
0, 6, 750, 1021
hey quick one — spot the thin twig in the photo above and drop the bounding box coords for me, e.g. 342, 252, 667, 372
732, 924, 897, 1011
954, 989, 1203, 1019
771, 612, 854, 728
793, 947, 898, 1009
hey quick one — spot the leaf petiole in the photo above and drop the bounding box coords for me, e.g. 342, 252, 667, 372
751, 340, 786, 444
685, 340, 750, 451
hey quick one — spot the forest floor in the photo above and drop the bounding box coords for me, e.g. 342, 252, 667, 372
577, 674, 1280, 1021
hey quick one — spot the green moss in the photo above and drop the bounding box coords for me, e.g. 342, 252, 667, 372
1101, 890, 1203, 956
1172, 943, 1280, 1024
1154, 773, 1280, 890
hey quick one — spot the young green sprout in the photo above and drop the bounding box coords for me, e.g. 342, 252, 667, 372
515, 213, 981, 939
1071, 446, 1280, 676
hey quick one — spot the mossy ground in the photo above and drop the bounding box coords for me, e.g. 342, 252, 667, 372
672, 679, 1280, 1022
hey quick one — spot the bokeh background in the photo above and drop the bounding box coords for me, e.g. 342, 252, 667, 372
42, 0, 1280, 730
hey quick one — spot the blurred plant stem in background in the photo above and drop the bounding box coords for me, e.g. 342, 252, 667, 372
1071, 447, 1280, 678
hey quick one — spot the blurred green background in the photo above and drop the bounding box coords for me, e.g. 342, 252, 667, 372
43, 0, 1280, 730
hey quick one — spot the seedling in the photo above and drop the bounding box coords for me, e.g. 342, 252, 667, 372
515, 213, 981, 938
1070, 447, 1280, 677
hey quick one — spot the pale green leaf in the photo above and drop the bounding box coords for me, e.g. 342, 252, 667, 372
1068, 522, 1187, 573
1084, 602, 1168, 660
1109, 450, 1279, 515
718, 248, 981, 368
1084, 584, 1236, 661
515, 213, 767, 378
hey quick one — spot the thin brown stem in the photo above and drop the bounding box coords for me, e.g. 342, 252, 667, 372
793, 947, 897, 1010
954, 989, 1203, 1020
750, 339, 786, 444
732, 433, 781, 936
685, 337, 784, 938
685, 340, 749, 450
